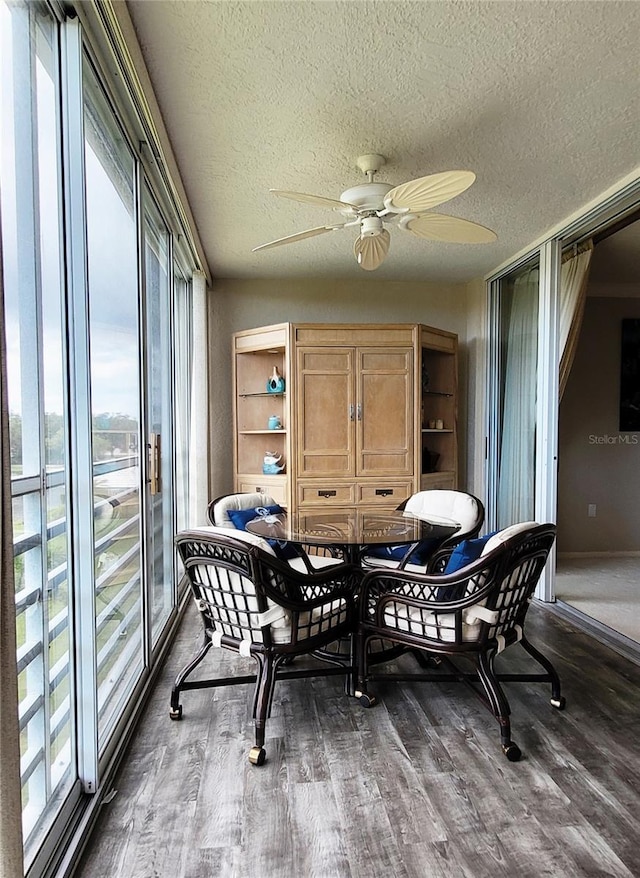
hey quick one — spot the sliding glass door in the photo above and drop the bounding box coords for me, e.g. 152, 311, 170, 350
486, 243, 561, 601
1, 6, 198, 871
487, 258, 540, 528
84, 58, 145, 747
1, 0, 78, 842
142, 187, 175, 646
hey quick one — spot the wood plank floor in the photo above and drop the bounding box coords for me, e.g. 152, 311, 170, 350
74, 602, 640, 878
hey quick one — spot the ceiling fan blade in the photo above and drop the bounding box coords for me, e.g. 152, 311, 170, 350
270, 189, 360, 212
384, 171, 476, 214
403, 212, 497, 243
353, 229, 391, 271
252, 224, 344, 252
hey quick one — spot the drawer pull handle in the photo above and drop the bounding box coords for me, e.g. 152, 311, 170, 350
375, 489, 393, 497
318, 490, 337, 498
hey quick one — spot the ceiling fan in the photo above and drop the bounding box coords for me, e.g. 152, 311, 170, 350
252, 154, 497, 271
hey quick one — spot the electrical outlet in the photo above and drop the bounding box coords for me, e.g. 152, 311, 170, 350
588, 503, 596, 517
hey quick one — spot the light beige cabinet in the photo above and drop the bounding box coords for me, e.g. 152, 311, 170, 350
232, 323, 457, 513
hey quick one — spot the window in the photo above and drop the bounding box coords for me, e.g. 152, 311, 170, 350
1, 4, 198, 872
487, 259, 540, 528
83, 58, 145, 746
1, 0, 76, 845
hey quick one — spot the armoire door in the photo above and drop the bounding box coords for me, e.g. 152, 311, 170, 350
296, 347, 355, 477
357, 347, 414, 476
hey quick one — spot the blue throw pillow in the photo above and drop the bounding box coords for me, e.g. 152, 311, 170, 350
437, 531, 498, 601
368, 539, 438, 566
227, 504, 283, 530
226, 505, 298, 560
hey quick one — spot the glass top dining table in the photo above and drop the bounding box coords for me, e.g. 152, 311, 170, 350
245, 509, 459, 565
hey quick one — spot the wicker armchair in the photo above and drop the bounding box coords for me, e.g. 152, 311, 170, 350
356, 522, 564, 761
171, 527, 359, 764
207, 492, 345, 569
362, 489, 485, 571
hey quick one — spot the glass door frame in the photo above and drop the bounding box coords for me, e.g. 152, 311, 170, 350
486, 243, 563, 601
139, 179, 177, 657
486, 180, 640, 602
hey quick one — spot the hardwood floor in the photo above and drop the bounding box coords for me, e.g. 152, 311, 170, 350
74, 601, 640, 878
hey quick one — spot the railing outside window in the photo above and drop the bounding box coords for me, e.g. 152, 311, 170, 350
14, 455, 140, 839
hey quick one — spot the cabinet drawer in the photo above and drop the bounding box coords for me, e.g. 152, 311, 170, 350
298, 482, 356, 506
357, 482, 413, 506
237, 478, 287, 506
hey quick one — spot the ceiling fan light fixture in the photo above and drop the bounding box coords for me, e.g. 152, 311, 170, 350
353, 228, 390, 270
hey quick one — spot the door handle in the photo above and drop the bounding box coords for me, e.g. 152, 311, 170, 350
149, 433, 161, 495
356, 403, 362, 421
375, 489, 393, 497
349, 404, 355, 421
318, 490, 337, 498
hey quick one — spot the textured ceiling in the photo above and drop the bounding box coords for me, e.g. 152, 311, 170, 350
125, 0, 640, 283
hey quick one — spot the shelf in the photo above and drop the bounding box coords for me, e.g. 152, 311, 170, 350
421, 429, 453, 433
239, 429, 286, 435
239, 392, 286, 399
424, 390, 453, 397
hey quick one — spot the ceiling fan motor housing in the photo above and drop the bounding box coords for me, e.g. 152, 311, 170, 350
360, 215, 384, 238
339, 182, 394, 214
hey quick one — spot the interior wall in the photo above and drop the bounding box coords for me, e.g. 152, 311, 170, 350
558, 293, 640, 553
208, 277, 471, 501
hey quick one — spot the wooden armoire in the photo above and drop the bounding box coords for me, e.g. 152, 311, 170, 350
233, 323, 458, 515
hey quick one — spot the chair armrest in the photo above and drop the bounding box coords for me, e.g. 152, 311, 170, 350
257, 553, 360, 612
359, 554, 498, 623
424, 545, 454, 573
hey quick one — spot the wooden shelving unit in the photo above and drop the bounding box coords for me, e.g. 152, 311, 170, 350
419, 325, 458, 490
233, 323, 458, 512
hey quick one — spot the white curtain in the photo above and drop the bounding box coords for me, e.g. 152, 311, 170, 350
188, 270, 210, 526
559, 241, 593, 399
497, 267, 539, 526
0, 209, 24, 876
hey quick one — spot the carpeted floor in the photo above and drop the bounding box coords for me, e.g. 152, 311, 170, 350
555, 554, 640, 643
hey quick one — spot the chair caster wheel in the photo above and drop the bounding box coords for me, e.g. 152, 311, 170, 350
550, 696, 566, 710
248, 746, 266, 766
169, 705, 182, 720
356, 692, 376, 708
502, 742, 521, 762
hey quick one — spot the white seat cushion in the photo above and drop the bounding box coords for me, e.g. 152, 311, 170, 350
383, 603, 483, 642
189, 524, 276, 555
404, 490, 480, 534
211, 493, 277, 528
271, 598, 348, 643
287, 554, 344, 573
361, 555, 427, 573
481, 521, 539, 556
